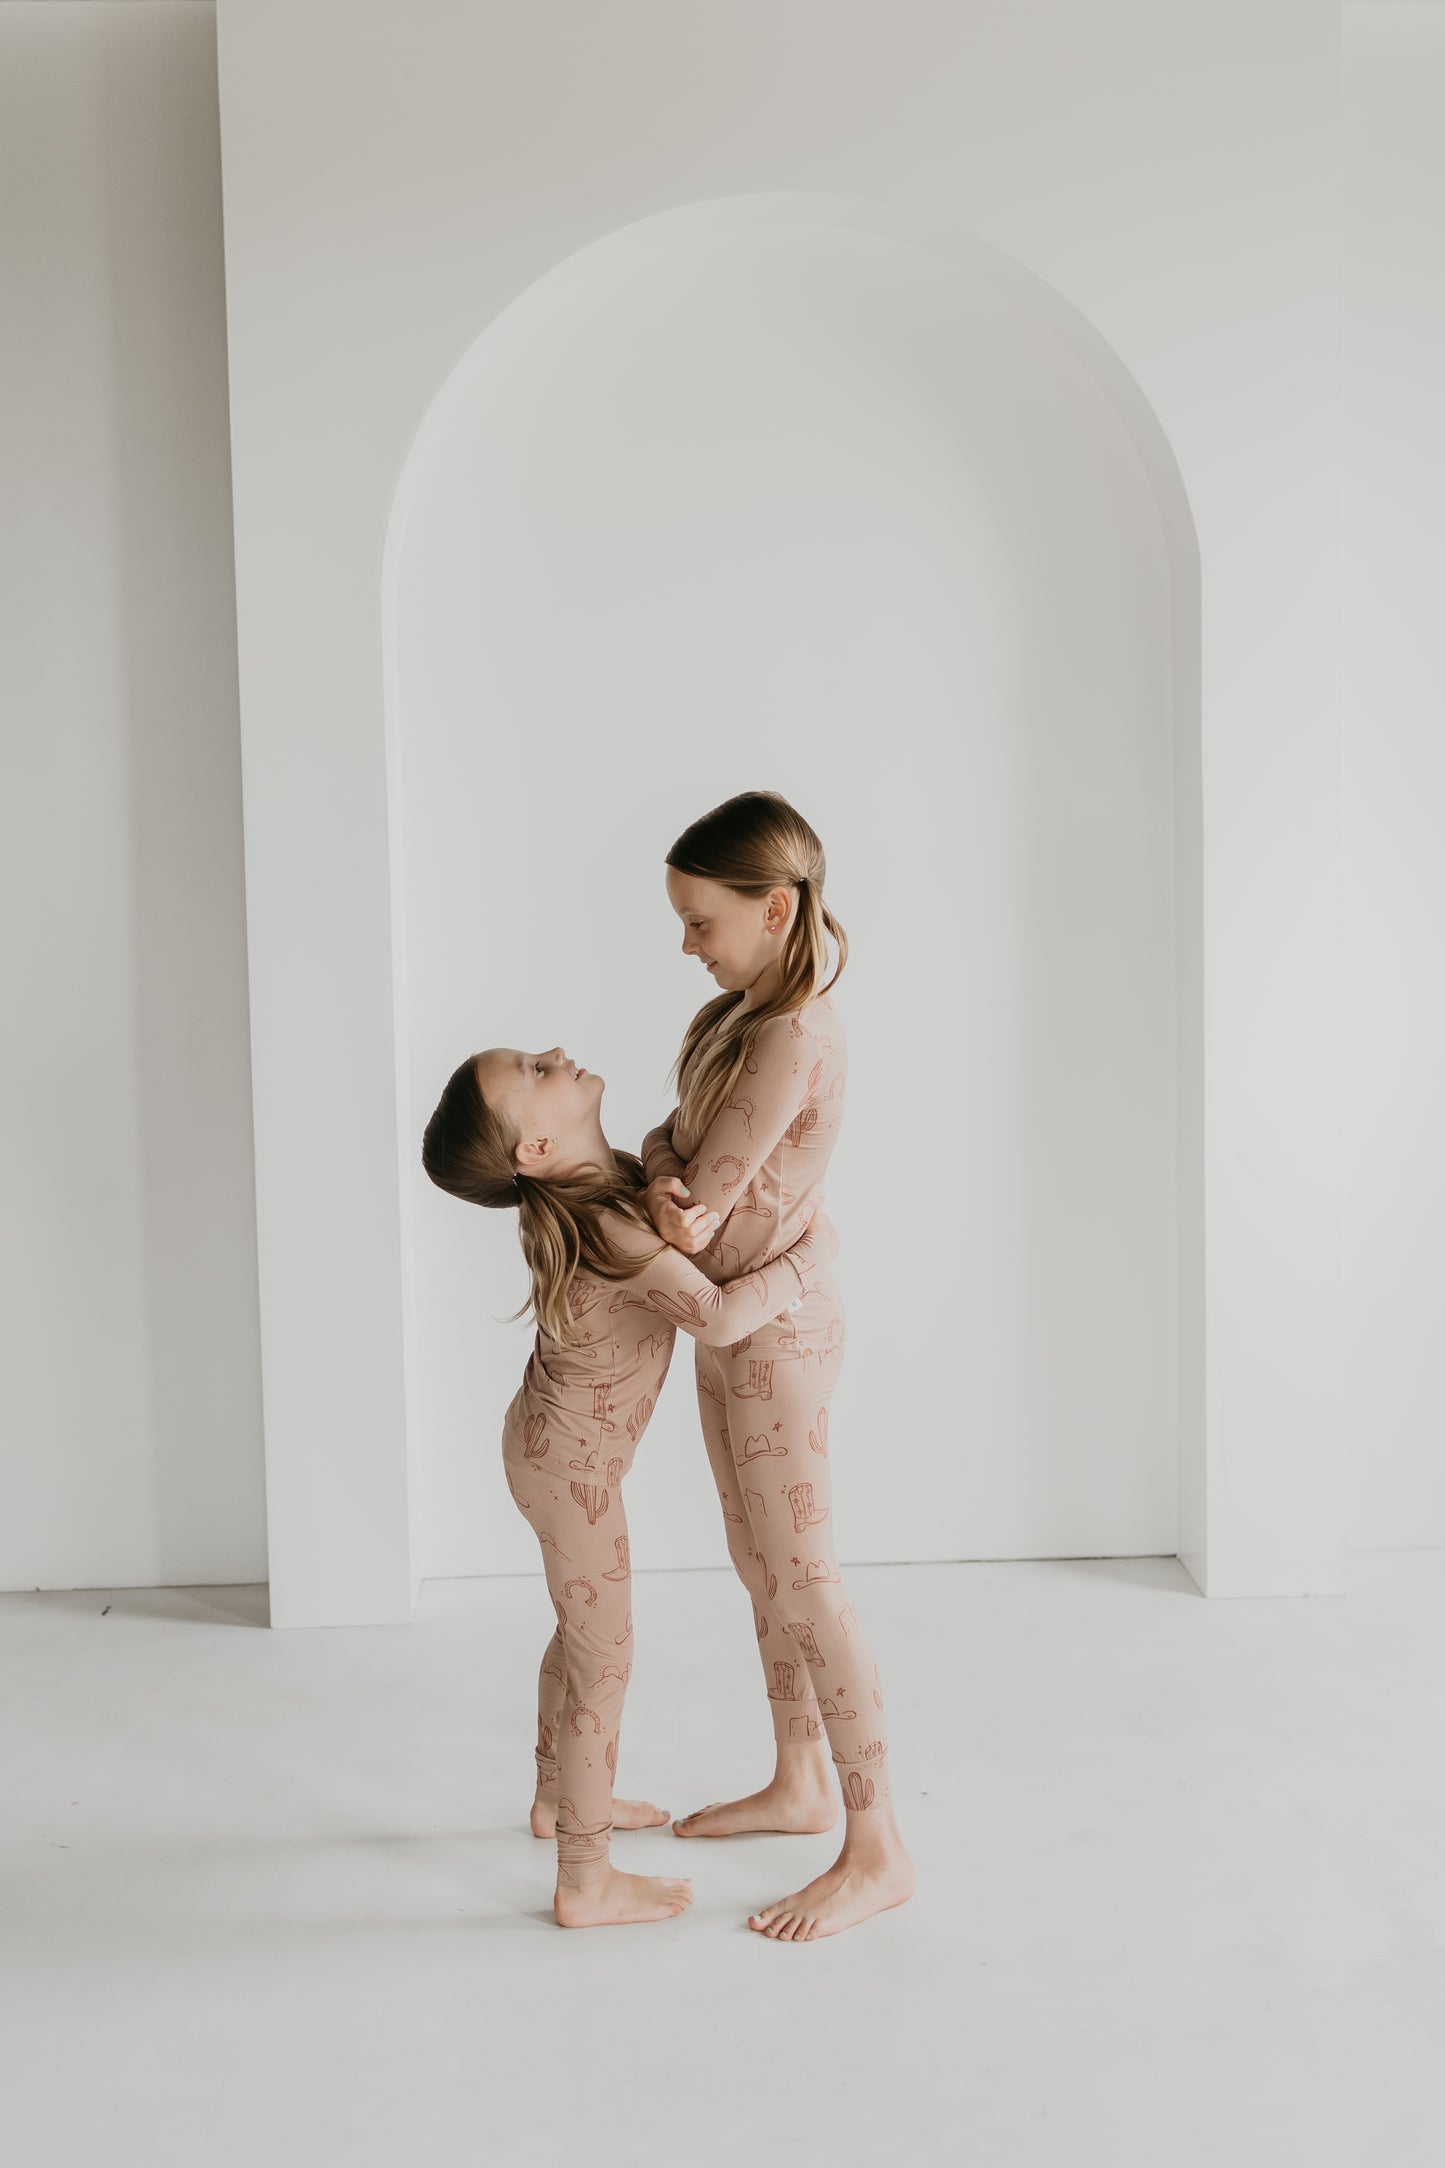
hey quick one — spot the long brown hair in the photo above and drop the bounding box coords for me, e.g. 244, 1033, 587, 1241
666, 791, 848, 1139
421, 1055, 665, 1346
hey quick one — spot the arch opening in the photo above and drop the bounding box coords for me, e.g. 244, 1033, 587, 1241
382, 194, 1204, 1589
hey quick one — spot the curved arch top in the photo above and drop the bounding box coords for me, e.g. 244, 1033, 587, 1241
383, 191, 1200, 608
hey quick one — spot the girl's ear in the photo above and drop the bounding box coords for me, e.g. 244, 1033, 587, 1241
764, 885, 794, 933
515, 1135, 555, 1172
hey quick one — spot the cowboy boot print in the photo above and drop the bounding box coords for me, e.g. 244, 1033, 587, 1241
766, 1659, 800, 1703
787, 1480, 828, 1533
733, 1358, 774, 1401
785, 1619, 826, 1669
601, 1535, 630, 1581
566, 1277, 603, 1320
591, 1384, 618, 1434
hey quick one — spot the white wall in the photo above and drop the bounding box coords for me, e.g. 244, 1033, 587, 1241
216, 0, 1341, 1620
0, 5, 264, 1592
1342, 4, 1445, 1548
395, 214, 1177, 1577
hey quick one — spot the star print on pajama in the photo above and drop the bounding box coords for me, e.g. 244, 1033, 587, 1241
501, 1205, 835, 1872
640, 994, 891, 1812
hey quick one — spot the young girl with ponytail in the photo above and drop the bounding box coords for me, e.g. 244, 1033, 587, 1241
641, 790, 915, 1940
422, 1040, 835, 1929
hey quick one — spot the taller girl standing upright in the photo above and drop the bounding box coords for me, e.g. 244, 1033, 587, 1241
641, 791, 914, 1940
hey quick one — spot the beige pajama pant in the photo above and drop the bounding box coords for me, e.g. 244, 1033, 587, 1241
505, 1419, 640, 1873
694, 1267, 891, 1815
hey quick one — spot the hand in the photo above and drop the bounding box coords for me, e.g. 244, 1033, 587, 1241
644, 1175, 719, 1256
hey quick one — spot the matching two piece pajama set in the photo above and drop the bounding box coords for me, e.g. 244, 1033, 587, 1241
641, 994, 891, 1820
503, 991, 889, 1870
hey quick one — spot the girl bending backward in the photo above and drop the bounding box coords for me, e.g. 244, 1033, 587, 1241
423, 1039, 836, 1930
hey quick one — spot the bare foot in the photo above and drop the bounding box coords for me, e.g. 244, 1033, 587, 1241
553, 1867, 694, 1929
673, 1778, 837, 1840
531, 1794, 670, 1838
748, 1834, 915, 1940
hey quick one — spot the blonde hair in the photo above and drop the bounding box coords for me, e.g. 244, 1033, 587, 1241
421, 1055, 665, 1346
666, 791, 848, 1139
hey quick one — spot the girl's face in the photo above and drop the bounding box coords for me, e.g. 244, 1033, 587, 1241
665, 869, 795, 994
473, 1046, 604, 1173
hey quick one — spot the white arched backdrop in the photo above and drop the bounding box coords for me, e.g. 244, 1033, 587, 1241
384, 199, 1203, 1584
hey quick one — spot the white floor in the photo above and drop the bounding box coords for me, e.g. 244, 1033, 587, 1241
3, 1554, 1442, 2167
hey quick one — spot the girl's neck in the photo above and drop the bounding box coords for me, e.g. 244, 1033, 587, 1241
560, 1127, 623, 1186
739, 958, 786, 1013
